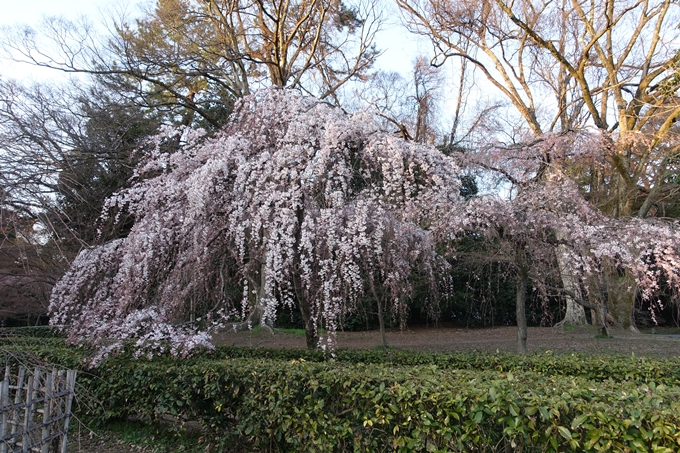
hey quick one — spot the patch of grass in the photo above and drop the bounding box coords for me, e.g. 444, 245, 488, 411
594, 333, 613, 339
246, 325, 268, 334
93, 419, 205, 453
246, 326, 327, 336
275, 327, 326, 335
563, 325, 575, 331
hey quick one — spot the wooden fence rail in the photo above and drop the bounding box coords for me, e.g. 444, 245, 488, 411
0, 367, 76, 453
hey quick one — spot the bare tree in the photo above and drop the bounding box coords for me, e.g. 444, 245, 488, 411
357, 56, 444, 142
0, 68, 165, 322
1, 0, 382, 122
411, 56, 442, 143
398, 0, 680, 328
397, 0, 680, 207
0, 78, 157, 251
0, 187, 67, 325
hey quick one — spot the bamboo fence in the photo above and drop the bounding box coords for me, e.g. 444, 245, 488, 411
0, 367, 76, 453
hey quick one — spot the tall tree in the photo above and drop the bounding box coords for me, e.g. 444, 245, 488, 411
456, 132, 680, 351
0, 188, 65, 325
0, 77, 163, 325
397, 0, 680, 328
357, 56, 444, 143
49, 89, 459, 360
0, 79, 159, 251
2, 0, 382, 124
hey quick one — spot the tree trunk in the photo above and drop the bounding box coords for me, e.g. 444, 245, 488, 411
588, 294, 610, 337
292, 260, 319, 348
516, 271, 528, 354
292, 201, 319, 349
231, 264, 274, 333
585, 273, 611, 337
602, 262, 636, 330
376, 297, 387, 348
559, 299, 587, 327
554, 239, 587, 327
595, 307, 610, 337
298, 295, 319, 349
369, 278, 388, 348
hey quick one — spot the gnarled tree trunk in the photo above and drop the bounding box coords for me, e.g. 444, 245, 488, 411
602, 263, 637, 331
554, 241, 588, 327
231, 263, 274, 333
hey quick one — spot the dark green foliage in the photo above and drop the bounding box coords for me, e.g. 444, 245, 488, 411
74, 355, 680, 452
3, 339, 680, 452
458, 174, 478, 200
209, 347, 680, 385
54, 92, 161, 247
0, 326, 66, 338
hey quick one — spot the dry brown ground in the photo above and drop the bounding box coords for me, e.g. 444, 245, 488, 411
213, 325, 680, 357
66, 325, 680, 452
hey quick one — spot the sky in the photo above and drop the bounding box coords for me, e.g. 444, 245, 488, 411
1, 0, 121, 79
0, 0, 429, 81
2, 0, 111, 23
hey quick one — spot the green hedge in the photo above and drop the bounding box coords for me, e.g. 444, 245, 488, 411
90, 357, 680, 452
213, 346, 680, 385
2, 340, 680, 452
5, 340, 680, 385
0, 326, 66, 339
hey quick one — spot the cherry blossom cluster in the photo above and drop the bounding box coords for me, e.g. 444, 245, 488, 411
49, 89, 462, 361
49, 89, 680, 361
454, 134, 680, 319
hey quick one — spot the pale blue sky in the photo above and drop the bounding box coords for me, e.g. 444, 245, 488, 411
2, 0, 117, 27
1, 0, 132, 79
1, 0, 427, 80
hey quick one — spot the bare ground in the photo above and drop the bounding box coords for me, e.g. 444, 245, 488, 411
213, 325, 680, 358
66, 325, 680, 452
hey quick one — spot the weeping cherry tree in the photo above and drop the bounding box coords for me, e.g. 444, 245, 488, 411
49, 89, 461, 361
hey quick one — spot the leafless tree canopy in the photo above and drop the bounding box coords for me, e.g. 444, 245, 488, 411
1, 0, 382, 127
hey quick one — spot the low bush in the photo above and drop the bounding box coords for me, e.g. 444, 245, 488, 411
0, 326, 66, 339
212, 346, 680, 385
90, 357, 680, 452
2, 339, 680, 452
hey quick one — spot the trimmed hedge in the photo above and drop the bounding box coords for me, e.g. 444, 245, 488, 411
0, 326, 66, 339
2, 340, 680, 452
213, 346, 680, 385
91, 357, 680, 452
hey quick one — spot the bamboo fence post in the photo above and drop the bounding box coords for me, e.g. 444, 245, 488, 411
10, 367, 25, 449
1, 379, 8, 453
1, 366, 76, 453
5, 366, 24, 451
39, 370, 54, 453
21, 375, 34, 453
59, 371, 76, 453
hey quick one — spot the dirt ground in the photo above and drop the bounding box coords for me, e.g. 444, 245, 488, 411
213, 325, 680, 357
66, 325, 680, 452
